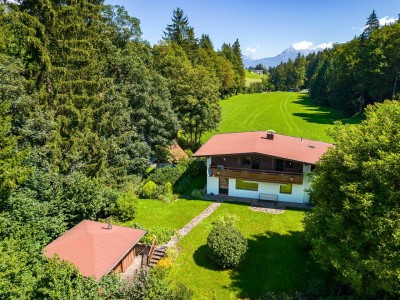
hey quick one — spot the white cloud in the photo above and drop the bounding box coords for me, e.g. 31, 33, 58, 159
379, 16, 396, 26
292, 41, 313, 50
244, 46, 257, 58
291, 41, 333, 51
315, 42, 334, 49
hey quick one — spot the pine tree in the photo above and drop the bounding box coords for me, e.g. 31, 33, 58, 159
362, 10, 379, 39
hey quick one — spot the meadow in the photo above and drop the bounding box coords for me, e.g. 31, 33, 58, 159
203, 92, 362, 142
244, 69, 264, 85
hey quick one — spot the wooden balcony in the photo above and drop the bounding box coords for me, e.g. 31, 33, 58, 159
210, 166, 303, 184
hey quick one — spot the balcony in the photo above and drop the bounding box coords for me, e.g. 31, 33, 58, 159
210, 166, 303, 184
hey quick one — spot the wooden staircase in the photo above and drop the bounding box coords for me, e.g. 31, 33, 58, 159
148, 246, 166, 267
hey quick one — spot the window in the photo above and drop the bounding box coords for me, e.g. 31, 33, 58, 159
285, 161, 294, 169
236, 180, 258, 191
280, 184, 292, 194
242, 156, 251, 166
252, 158, 260, 169
275, 159, 284, 171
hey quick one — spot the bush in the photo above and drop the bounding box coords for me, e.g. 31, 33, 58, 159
173, 282, 194, 300
207, 222, 247, 269
165, 245, 180, 261
157, 257, 173, 269
190, 189, 204, 199
115, 190, 138, 221
164, 182, 173, 195
141, 181, 158, 198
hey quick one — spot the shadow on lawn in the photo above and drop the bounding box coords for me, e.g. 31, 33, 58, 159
230, 231, 327, 299
292, 94, 363, 126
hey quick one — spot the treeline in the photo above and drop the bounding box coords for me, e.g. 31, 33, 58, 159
269, 11, 400, 115
0, 1, 244, 298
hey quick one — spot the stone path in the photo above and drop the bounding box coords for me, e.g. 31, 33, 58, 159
161, 201, 222, 249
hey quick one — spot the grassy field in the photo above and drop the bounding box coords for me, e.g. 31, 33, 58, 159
123, 199, 211, 230
245, 70, 264, 86
169, 202, 326, 299
203, 92, 362, 142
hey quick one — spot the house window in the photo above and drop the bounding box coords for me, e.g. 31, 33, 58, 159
236, 180, 258, 191
252, 158, 260, 169
242, 156, 251, 166
280, 184, 292, 194
285, 161, 294, 169
275, 159, 284, 171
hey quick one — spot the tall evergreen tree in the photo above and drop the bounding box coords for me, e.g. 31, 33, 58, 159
362, 10, 379, 39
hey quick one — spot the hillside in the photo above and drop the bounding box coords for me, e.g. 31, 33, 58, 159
244, 70, 264, 86
203, 92, 362, 142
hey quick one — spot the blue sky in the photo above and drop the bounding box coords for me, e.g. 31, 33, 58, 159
106, 0, 399, 58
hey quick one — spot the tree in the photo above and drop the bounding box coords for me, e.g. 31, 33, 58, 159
0, 54, 30, 201
207, 219, 247, 269
362, 10, 379, 39
163, 7, 196, 48
304, 101, 400, 297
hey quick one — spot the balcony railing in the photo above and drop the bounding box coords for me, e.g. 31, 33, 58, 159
210, 166, 303, 184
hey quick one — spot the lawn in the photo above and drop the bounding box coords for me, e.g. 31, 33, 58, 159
245, 70, 264, 86
203, 92, 362, 142
125, 198, 212, 231
168, 202, 327, 299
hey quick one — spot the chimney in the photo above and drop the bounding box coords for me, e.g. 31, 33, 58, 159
107, 216, 112, 230
266, 130, 275, 140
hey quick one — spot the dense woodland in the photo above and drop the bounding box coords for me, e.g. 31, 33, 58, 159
0, 0, 244, 298
268, 11, 400, 115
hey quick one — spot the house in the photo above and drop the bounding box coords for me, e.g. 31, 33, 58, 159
44, 220, 146, 281
253, 69, 264, 75
193, 131, 332, 204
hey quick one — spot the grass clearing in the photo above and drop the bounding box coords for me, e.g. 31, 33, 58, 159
203, 92, 362, 142
245, 70, 264, 86
123, 198, 211, 230
169, 202, 326, 299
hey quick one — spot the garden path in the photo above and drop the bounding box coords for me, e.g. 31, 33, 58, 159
160, 201, 222, 249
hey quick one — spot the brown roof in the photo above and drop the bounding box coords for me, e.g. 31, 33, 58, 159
193, 131, 332, 164
168, 142, 188, 161
44, 220, 146, 281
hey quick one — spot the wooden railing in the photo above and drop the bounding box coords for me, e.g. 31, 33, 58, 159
210, 166, 303, 184
147, 236, 157, 266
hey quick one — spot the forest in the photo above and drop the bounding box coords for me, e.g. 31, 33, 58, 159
267, 11, 400, 115
0, 0, 244, 298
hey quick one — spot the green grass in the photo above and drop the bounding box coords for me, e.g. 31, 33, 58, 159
203, 92, 362, 142
125, 198, 212, 230
169, 202, 326, 299
245, 70, 264, 86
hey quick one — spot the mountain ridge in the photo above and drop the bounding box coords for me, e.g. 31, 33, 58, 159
242, 46, 325, 68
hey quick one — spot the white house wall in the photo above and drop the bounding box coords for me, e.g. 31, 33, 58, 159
228, 179, 306, 204
207, 176, 219, 195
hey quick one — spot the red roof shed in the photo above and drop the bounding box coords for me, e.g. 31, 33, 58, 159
44, 220, 146, 281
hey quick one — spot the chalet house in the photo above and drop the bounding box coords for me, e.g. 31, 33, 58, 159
44, 220, 146, 281
193, 131, 332, 204
253, 69, 264, 75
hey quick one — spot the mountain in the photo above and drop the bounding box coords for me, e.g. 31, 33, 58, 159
243, 47, 317, 68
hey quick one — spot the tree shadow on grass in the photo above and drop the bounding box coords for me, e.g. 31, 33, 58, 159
292, 94, 363, 126
193, 244, 221, 271
228, 231, 328, 299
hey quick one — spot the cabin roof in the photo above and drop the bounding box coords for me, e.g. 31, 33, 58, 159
44, 220, 146, 281
193, 131, 332, 164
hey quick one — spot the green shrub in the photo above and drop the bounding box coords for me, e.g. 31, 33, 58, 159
207, 222, 247, 269
172, 282, 194, 300
190, 189, 204, 199
141, 181, 158, 198
165, 245, 180, 261
164, 182, 173, 195
115, 190, 138, 221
